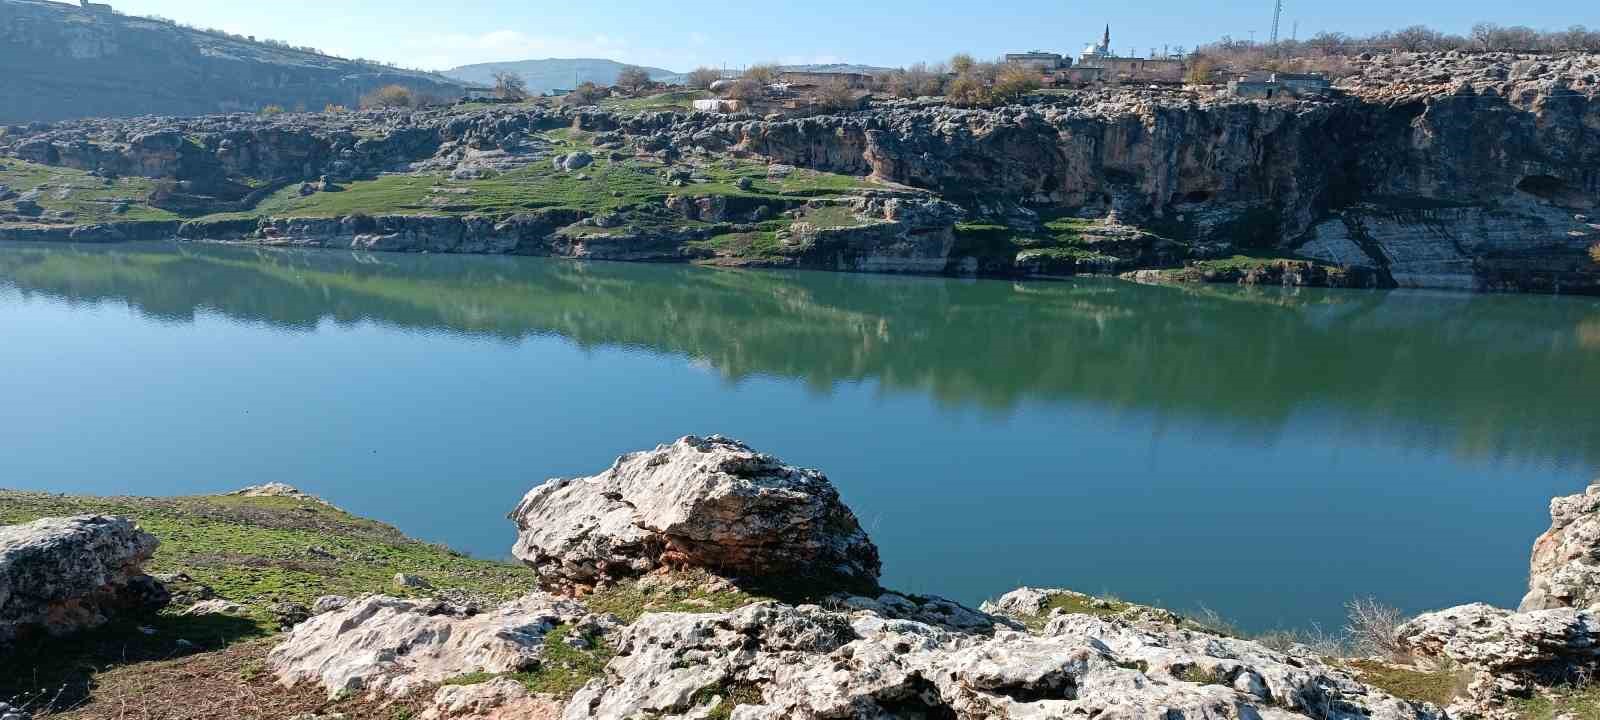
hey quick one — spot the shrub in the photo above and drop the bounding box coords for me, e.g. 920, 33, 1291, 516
563, 82, 607, 106
1345, 597, 1408, 660
814, 79, 859, 112
945, 73, 988, 108
1589, 242, 1600, 266
949, 53, 977, 75
1186, 55, 1218, 84
361, 85, 416, 109
990, 65, 1041, 105
259, 104, 285, 116
744, 64, 781, 85
687, 67, 722, 89
493, 71, 529, 100
323, 104, 348, 114
616, 66, 653, 94
723, 78, 764, 102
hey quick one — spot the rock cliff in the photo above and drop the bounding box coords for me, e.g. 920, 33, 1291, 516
1, 49, 1596, 293
0, 0, 468, 122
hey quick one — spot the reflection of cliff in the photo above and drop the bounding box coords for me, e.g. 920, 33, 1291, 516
2, 242, 1598, 465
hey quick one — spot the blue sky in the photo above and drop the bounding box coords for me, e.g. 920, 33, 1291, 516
98, 0, 1587, 72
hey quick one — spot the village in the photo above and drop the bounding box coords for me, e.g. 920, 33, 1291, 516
656, 25, 1335, 116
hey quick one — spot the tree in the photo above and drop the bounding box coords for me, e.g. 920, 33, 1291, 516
616, 66, 652, 94
259, 104, 286, 116
563, 82, 607, 106
1186, 55, 1218, 85
360, 85, 416, 109
945, 73, 987, 108
1393, 25, 1444, 52
815, 79, 859, 112
744, 63, 781, 85
493, 71, 529, 100
1591, 242, 1600, 266
724, 77, 764, 102
687, 67, 722, 89
949, 53, 977, 75
989, 66, 1041, 105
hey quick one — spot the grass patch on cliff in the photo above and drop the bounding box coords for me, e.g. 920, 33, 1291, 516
600, 90, 713, 113
692, 680, 765, 720
442, 624, 613, 698
581, 571, 771, 623
1342, 660, 1465, 708
0, 160, 177, 223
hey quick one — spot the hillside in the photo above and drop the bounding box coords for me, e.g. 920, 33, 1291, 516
0, 0, 470, 123
443, 58, 678, 94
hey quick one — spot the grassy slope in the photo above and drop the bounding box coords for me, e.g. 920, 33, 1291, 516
0, 161, 177, 223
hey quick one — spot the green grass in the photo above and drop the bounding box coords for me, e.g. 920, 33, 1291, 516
581, 571, 770, 624
0, 160, 177, 223
0, 490, 536, 609
442, 624, 613, 698
691, 679, 765, 720
800, 204, 864, 229
1513, 685, 1600, 720
600, 90, 713, 113
1176, 664, 1227, 686
1343, 659, 1465, 708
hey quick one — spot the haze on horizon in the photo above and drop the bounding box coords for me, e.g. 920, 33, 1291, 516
82, 0, 1593, 73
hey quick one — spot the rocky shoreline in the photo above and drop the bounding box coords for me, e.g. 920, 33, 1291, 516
5, 436, 1600, 719
2, 50, 1596, 294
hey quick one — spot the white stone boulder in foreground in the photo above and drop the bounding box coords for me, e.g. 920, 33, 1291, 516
510, 435, 881, 592
0, 515, 167, 644
267, 593, 594, 699
1521, 484, 1600, 611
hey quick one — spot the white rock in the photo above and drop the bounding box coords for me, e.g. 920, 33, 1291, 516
268, 593, 587, 699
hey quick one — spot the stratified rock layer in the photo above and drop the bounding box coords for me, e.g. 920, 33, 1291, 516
510, 435, 881, 592
0, 515, 166, 643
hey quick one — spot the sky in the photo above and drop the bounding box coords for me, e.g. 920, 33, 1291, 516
93, 0, 1589, 72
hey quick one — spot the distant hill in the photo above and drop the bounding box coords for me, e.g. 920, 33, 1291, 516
780, 63, 897, 76
443, 59, 679, 94
0, 0, 470, 123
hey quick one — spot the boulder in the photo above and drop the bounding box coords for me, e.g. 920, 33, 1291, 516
0, 515, 167, 644
0, 701, 30, 720
1521, 485, 1600, 611
268, 593, 590, 699
1396, 602, 1600, 673
12, 199, 42, 217
509, 436, 881, 593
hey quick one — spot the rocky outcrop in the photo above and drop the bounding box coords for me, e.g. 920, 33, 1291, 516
0, 0, 467, 123
563, 600, 1439, 720
0, 515, 167, 644
420, 678, 561, 720
510, 435, 881, 593
1522, 485, 1600, 611
267, 593, 596, 699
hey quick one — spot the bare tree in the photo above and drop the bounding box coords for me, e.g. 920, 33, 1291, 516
1393, 25, 1444, 51
744, 63, 781, 85
687, 67, 722, 89
616, 66, 652, 94
563, 82, 607, 106
814, 78, 859, 112
1344, 597, 1408, 660
723, 77, 765, 102
989, 65, 1042, 105
492, 71, 528, 100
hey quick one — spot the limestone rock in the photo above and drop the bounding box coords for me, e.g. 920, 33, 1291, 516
1395, 602, 1600, 673
182, 599, 249, 617
0, 702, 30, 720
0, 515, 167, 644
419, 679, 561, 720
267, 593, 589, 699
226, 483, 330, 505
563, 601, 1442, 720
510, 435, 881, 593
1521, 485, 1600, 611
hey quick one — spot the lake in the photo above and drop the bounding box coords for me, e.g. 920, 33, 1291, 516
2, 241, 1598, 632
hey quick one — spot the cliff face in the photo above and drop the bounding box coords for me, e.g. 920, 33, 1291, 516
0, 0, 468, 123
1, 49, 1596, 293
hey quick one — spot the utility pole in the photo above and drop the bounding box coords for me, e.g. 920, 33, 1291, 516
1269, 0, 1284, 46
1248, 30, 1257, 45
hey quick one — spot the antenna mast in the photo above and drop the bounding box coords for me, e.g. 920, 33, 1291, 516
1269, 0, 1284, 46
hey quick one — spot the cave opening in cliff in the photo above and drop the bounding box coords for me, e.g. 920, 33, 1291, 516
1517, 175, 1573, 201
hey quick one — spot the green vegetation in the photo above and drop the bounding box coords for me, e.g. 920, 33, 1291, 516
581, 570, 770, 623
0, 490, 535, 610
0, 160, 177, 222
692, 679, 765, 720
1345, 660, 1467, 708
1176, 664, 1227, 686
1513, 684, 1600, 720
442, 624, 613, 698
600, 90, 711, 113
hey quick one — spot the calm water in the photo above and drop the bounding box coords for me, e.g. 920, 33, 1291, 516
2, 242, 1598, 632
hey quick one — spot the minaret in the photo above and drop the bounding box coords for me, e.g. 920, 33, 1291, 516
1103, 25, 1111, 53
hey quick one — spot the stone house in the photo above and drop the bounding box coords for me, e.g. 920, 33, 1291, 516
1227, 72, 1331, 99
1005, 52, 1070, 72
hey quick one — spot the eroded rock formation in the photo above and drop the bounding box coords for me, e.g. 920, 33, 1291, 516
510, 435, 881, 593
0, 515, 167, 644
